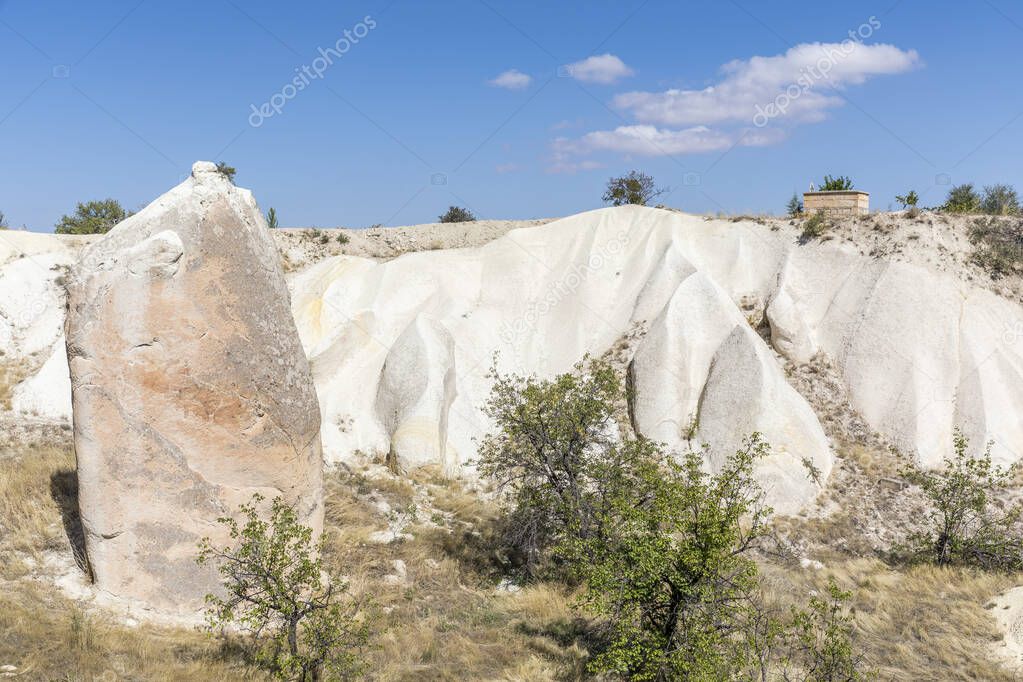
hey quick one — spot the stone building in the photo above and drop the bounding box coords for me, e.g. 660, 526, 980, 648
803, 190, 870, 216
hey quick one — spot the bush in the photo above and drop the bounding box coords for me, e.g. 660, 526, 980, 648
54, 199, 130, 235
784, 580, 871, 681
981, 184, 1020, 216
439, 206, 476, 223
895, 190, 919, 209
787, 192, 804, 218
0, 210, 7, 230
968, 217, 1023, 278
942, 184, 981, 214
266, 207, 279, 229
197, 495, 369, 681
575, 437, 773, 680
216, 162, 237, 183
819, 175, 854, 191
479, 356, 870, 680
801, 211, 829, 241
477, 357, 630, 578
899, 429, 1023, 570
602, 170, 665, 207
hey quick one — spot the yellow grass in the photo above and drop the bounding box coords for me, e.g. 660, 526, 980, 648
0, 448, 1020, 680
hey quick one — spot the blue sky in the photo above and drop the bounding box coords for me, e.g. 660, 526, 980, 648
2, 0, 1021, 231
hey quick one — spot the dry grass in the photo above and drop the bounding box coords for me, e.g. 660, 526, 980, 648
763, 559, 1017, 681
0, 358, 31, 411
320, 468, 586, 681
0, 443, 79, 573
0, 447, 1020, 680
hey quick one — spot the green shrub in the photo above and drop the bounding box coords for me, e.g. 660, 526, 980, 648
784, 580, 871, 681
197, 495, 369, 681
215, 162, 237, 183
899, 429, 1023, 570
981, 184, 1020, 216
801, 211, 829, 241
895, 190, 919, 209
942, 184, 981, 214
787, 192, 804, 217
968, 217, 1023, 278
0, 211, 7, 230
477, 357, 630, 578
266, 207, 279, 229
439, 206, 476, 223
574, 437, 772, 680
479, 356, 870, 680
819, 175, 854, 191
54, 199, 130, 235
602, 171, 665, 207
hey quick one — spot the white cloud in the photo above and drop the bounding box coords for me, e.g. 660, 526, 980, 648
563, 54, 634, 84
613, 42, 920, 126
552, 40, 919, 162
488, 69, 532, 90
555, 125, 783, 158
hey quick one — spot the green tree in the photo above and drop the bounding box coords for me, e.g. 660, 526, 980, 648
54, 199, 129, 235
981, 184, 1020, 216
787, 192, 804, 217
197, 495, 369, 681
602, 170, 666, 207
783, 580, 870, 681
266, 207, 280, 229
438, 206, 476, 223
819, 175, 854, 191
895, 191, 919, 209
943, 184, 981, 214
0, 210, 8, 230
574, 437, 772, 680
900, 429, 1023, 570
216, 161, 237, 182
478, 357, 629, 578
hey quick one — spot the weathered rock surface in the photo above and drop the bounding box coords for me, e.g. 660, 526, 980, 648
292, 206, 1023, 512
65, 161, 323, 614
10, 204, 1023, 517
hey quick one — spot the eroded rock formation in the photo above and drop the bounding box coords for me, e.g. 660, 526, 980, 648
65, 161, 323, 613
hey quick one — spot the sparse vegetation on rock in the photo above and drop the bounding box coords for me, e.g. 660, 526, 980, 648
981, 184, 1021, 216
54, 199, 129, 235
602, 170, 665, 207
943, 183, 982, 214
898, 430, 1023, 571
895, 190, 919, 209
197, 495, 370, 681
801, 211, 830, 241
968, 216, 1023, 278
439, 206, 476, 223
215, 161, 237, 183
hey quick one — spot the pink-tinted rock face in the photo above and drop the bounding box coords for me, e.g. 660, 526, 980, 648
66, 162, 323, 614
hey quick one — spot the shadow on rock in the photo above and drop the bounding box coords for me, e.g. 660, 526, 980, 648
49, 469, 89, 576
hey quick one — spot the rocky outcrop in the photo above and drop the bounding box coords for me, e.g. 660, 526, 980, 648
292, 206, 1023, 513
65, 161, 323, 614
